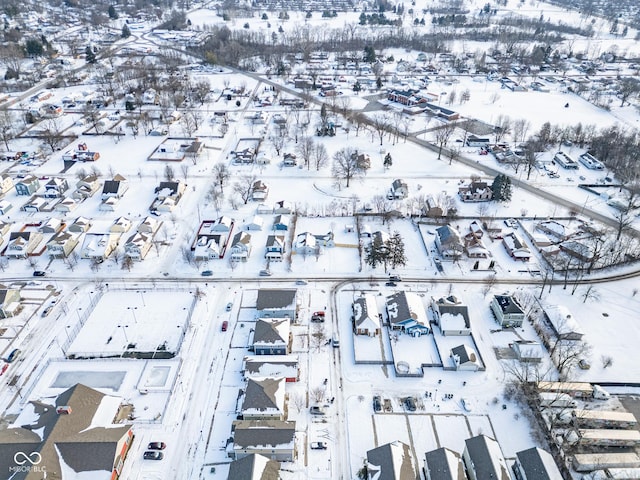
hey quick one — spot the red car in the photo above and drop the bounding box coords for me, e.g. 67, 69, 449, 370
0, 363, 8, 376
221, 321, 228, 332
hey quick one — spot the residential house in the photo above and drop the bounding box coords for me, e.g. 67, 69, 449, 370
253, 319, 291, 355
99, 196, 120, 212
0, 384, 133, 480
73, 174, 101, 200
47, 231, 80, 258
80, 232, 119, 260
211, 216, 234, 232
273, 215, 290, 231
0, 199, 12, 215
450, 344, 481, 371
54, 197, 79, 213
273, 200, 293, 214
542, 305, 584, 341
101, 176, 128, 199
388, 179, 409, 199
252, 180, 269, 201
21, 196, 51, 213
241, 377, 286, 420
431, 295, 471, 336
513, 447, 562, 480
230, 231, 252, 262
366, 440, 418, 480
293, 232, 317, 256
265, 235, 286, 261
152, 180, 186, 212
482, 221, 503, 240
491, 294, 525, 327
464, 233, 489, 258
39, 218, 63, 234
578, 152, 605, 170
511, 340, 544, 363
0, 222, 10, 240
435, 225, 464, 259
43, 177, 70, 198
256, 290, 297, 318
138, 216, 161, 235
68, 216, 91, 233
385, 291, 430, 336
352, 295, 381, 337
5, 231, 44, 258
110, 216, 133, 234
314, 232, 334, 247
559, 240, 594, 263
243, 355, 299, 383
227, 454, 280, 480
462, 435, 510, 480
536, 220, 570, 241
0, 288, 21, 318
231, 420, 296, 462
15, 175, 40, 196
423, 195, 443, 217
0, 174, 14, 196
424, 447, 468, 480
502, 232, 531, 261
246, 216, 264, 231
458, 181, 493, 202
124, 231, 153, 260
554, 151, 579, 169
353, 151, 371, 170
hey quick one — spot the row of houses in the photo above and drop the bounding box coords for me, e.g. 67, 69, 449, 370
366, 435, 561, 480
0, 215, 162, 260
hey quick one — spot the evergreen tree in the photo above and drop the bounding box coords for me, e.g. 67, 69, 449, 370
121, 24, 131, 38
363, 45, 376, 63
491, 174, 512, 201
85, 46, 97, 64
353, 81, 361, 93
383, 152, 392, 168
365, 234, 387, 270
108, 5, 119, 19
386, 231, 407, 269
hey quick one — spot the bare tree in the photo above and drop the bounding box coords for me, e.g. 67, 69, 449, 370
433, 122, 456, 160
493, 114, 512, 143
311, 143, 329, 171
332, 147, 365, 188
296, 136, 314, 170
232, 174, 257, 204
481, 274, 497, 297
371, 113, 391, 146
213, 162, 231, 194
40, 117, 65, 153
164, 164, 175, 181
0, 109, 16, 150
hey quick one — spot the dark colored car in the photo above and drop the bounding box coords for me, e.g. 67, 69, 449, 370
33, 271, 46, 277
148, 442, 166, 450
404, 397, 417, 412
143, 451, 163, 460
226, 302, 233, 311
373, 395, 382, 413
221, 320, 228, 332
6, 349, 21, 363
389, 275, 402, 282
385, 281, 397, 287
201, 270, 213, 277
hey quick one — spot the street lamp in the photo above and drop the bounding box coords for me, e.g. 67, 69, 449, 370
127, 307, 138, 324
117, 325, 129, 343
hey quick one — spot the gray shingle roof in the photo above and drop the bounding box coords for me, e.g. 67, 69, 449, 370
227, 453, 281, 480
243, 378, 283, 412
253, 319, 288, 345
232, 420, 295, 449
424, 447, 467, 480
256, 290, 296, 311
516, 447, 562, 480
367, 440, 418, 480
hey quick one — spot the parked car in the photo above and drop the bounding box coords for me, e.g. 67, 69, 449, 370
201, 270, 213, 277
41, 306, 52, 317
311, 311, 325, 322
0, 363, 8, 376
373, 395, 382, 413
259, 269, 272, 276
221, 321, 228, 332
296, 279, 308, 285
225, 302, 233, 311
504, 218, 518, 228
389, 275, 402, 282
147, 442, 166, 450
310, 442, 327, 450
143, 451, 164, 460
404, 397, 417, 412
33, 271, 46, 277
578, 359, 591, 370
385, 281, 397, 287
6, 349, 21, 363
310, 405, 326, 415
